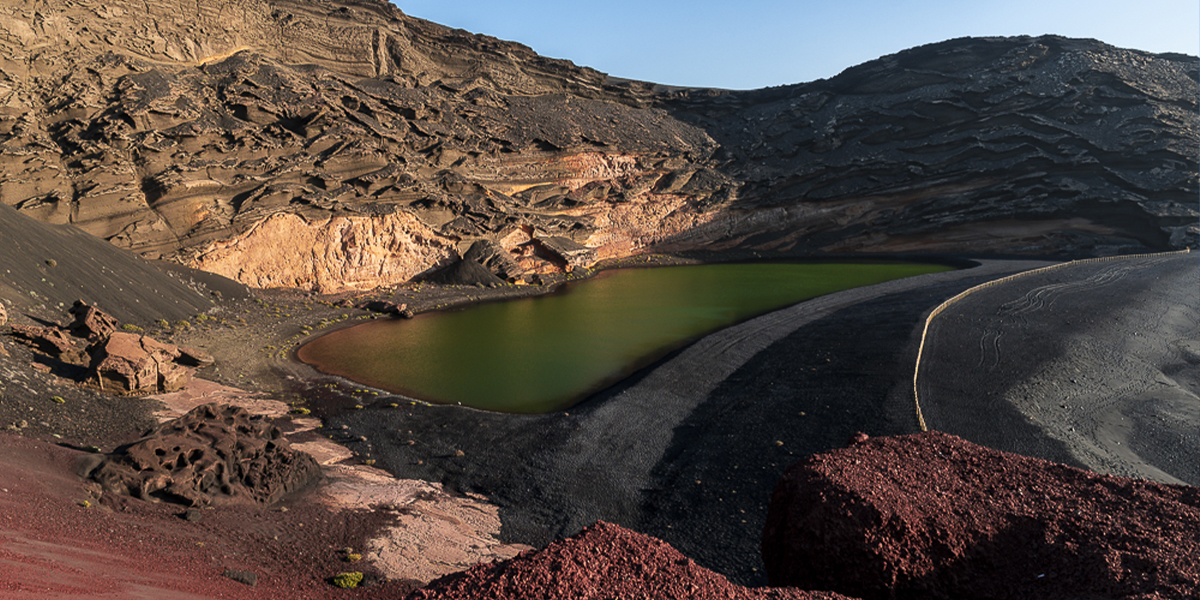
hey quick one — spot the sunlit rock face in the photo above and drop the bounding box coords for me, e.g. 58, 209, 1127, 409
1, 0, 1195, 292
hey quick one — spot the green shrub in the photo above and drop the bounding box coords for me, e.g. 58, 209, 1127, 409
331, 572, 363, 588
121, 323, 144, 332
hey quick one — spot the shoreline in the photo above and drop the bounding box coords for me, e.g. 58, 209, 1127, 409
2, 249, 1194, 595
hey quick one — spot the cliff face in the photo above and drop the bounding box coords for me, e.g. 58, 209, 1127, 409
1, 0, 1195, 292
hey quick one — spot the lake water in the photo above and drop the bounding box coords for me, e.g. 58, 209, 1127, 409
298, 262, 951, 413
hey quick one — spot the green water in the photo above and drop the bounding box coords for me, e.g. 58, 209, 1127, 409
298, 262, 951, 413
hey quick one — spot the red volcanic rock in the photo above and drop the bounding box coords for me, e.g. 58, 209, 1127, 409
762, 431, 1200, 600
408, 521, 854, 600
68, 300, 118, 340
89, 403, 321, 506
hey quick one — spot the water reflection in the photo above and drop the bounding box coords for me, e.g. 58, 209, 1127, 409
298, 262, 951, 413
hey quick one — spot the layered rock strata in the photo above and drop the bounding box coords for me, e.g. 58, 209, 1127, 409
0, 0, 1194, 292
762, 431, 1200, 600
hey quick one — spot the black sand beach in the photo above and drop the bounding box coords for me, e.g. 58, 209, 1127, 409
327, 259, 1065, 584
920, 252, 1199, 486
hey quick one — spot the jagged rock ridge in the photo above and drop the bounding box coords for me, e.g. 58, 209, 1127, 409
0, 0, 1195, 292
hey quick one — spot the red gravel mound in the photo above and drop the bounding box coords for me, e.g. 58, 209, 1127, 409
762, 431, 1200, 600
407, 521, 854, 600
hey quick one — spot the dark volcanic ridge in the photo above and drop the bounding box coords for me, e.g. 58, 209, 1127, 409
1, 0, 1195, 297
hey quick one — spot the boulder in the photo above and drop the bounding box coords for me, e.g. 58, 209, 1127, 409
355, 300, 408, 317
409, 521, 853, 600
88, 403, 321, 506
429, 257, 506, 287
68, 300, 118, 340
463, 240, 525, 283
176, 345, 215, 367
534, 235, 597, 269
89, 332, 190, 393
762, 431, 1200, 600
0, 301, 7, 326
9, 324, 85, 362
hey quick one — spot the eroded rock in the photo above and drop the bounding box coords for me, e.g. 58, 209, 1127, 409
355, 300, 407, 317
463, 239, 525, 283
9, 324, 85, 363
762, 431, 1200, 600
89, 332, 189, 393
89, 403, 321, 506
68, 300, 118, 340
409, 521, 853, 600
7, 303, 207, 393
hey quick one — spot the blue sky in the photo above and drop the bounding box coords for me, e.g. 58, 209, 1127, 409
395, 0, 1199, 90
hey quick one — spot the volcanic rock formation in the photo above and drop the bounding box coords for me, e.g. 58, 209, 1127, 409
407, 520, 854, 600
762, 431, 1200, 600
0, 0, 1194, 292
7, 303, 213, 393
89, 403, 321, 506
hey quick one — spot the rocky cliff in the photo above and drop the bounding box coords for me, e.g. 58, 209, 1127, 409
1, 0, 1195, 292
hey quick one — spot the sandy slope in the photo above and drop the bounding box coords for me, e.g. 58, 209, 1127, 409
919, 252, 1199, 486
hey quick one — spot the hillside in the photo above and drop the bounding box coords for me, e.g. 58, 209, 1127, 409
1, 0, 1195, 293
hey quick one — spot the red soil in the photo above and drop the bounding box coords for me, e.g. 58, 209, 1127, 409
0, 433, 416, 599
762, 431, 1200, 600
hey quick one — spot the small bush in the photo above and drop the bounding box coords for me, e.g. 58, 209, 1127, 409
51, 396, 65, 404
121, 323, 144, 332
175, 320, 192, 330
331, 572, 363, 589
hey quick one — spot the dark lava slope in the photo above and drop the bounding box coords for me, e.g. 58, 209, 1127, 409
0, 0, 1195, 293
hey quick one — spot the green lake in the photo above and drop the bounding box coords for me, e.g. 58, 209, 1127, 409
297, 262, 952, 413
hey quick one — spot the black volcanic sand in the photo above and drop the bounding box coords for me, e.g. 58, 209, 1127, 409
919, 252, 1199, 486
325, 259, 1055, 585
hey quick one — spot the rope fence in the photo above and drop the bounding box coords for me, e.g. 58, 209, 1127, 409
911, 248, 1191, 432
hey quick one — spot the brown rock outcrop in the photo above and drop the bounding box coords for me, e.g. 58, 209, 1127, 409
7, 301, 208, 393
462, 239, 525, 283
67, 300, 118, 341
9, 324, 85, 363
89, 403, 321, 506
89, 332, 193, 393
408, 521, 854, 600
761, 431, 1200, 600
